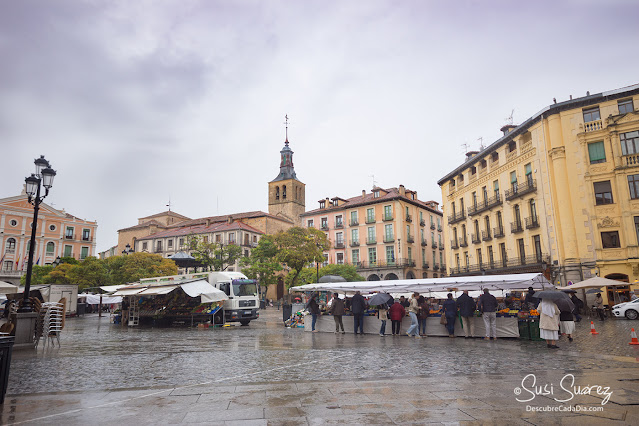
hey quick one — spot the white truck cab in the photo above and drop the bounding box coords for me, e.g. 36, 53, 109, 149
208, 272, 259, 325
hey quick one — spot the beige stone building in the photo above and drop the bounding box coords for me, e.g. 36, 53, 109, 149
438, 83, 639, 301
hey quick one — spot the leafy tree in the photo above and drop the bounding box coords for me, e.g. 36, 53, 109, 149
319, 264, 364, 282
213, 244, 243, 271
60, 256, 79, 265
241, 235, 282, 286
275, 227, 329, 288
189, 235, 243, 271
68, 257, 109, 291
44, 263, 75, 284
117, 252, 178, 283
20, 265, 54, 285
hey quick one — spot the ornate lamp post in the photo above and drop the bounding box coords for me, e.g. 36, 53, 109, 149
122, 244, 134, 255
20, 156, 56, 313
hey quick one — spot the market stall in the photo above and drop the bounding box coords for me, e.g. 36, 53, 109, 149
111, 279, 227, 327
294, 273, 551, 337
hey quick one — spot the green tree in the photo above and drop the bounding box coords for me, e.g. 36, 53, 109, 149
275, 227, 329, 288
117, 252, 178, 283
20, 265, 54, 285
319, 264, 364, 282
213, 244, 243, 271
68, 256, 109, 291
60, 256, 79, 265
44, 263, 75, 284
240, 234, 282, 286
189, 234, 243, 272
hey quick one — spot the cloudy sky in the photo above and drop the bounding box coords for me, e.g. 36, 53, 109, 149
1, 0, 638, 253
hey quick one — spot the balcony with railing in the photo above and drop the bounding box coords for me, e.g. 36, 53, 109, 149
406, 214, 412, 223
82, 236, 93, 242
448, 254, 548, 277
494, 226, 505, 238
365, 216, 376, 224
421, 239, 427, 247
505, 179, 537, 201
622, 153, 639, 166
431, 241, 438, 249
335, 221, 344, 229
4, 248, 15, 254
408, 259, 416, 267
420, 219, 426, 227
350, 220, 359, 226
383, 214, 394, 222
354, 258, 421, 269
584, 119, 603, 132
430, 223, 436, 230
481, 230, 492, 241
510, 221, 524, 233
506, 148, 518, 163
520, 140, 533, 153
437, 225, 442, 232
467, 194, 502, 216
383, 235, 395, 243
65, 234, 74, 240
441, 264, 446, 272
422, 262, 429, 269
334, 241, 345, 249
459, 237, 468, 248
350, 239, 360, 247
433, 263, 440, 271
450, 239, 459, 249
439, 244, 444, 251
525, 216, 540, 229
367, 238, 377, 245
320, 224, 329, 231
407, 236, 414, 243
447, 211, 466, 225
471, 233, 481, 244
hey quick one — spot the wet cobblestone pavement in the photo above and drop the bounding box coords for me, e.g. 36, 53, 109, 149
2, 310, 638, 424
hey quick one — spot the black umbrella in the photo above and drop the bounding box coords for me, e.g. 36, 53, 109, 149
536, 290, 575, 312
368, 292, 392, 306
555, 297, 575, 313
318, 275, 347, 283
586, 288, 603, 294
562, 289, 577, 294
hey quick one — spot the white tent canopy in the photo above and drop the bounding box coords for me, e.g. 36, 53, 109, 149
291, 273, 553, 294
112, 279, 228, 302
557, 276, 629, 290
79, 294, 123, 305
0, 281, 18, 293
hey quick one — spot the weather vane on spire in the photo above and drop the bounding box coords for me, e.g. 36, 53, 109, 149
284, 114, 289, 145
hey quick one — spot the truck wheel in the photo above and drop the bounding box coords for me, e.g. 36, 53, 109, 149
240, 320, 250, 326
625, 309, 638, 320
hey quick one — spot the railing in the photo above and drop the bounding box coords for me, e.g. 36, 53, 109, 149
505, 179, 537, 201
335, 222, 344, 229
506, 149, 518, 163
433, 264, 440, 271
365, 216, 375, 224
350, 220, 359, 226
525, 216, 540, 229
423, 262, 429, 269
437, 226, 442, 232
383, 214, 393, 222
520, 140, 533, 153
320, 224, 329, 231
354, 258, 420, 269
408, 260, 416, 267
622, 154, 639, 166
459, 238, 468, 247
467, 193, 502, 216
441, 264, 446, 271
471, 233, 481, 244
584, 120, 603, 132
489, 157, 499, 168
493, 226, 505, 238
367, 238, 377, 245
334, 242, 345, 249
420, 219, 426, 227
510, 221, 524, 233
82, 236, 93, 242
350, 240, 360, 247
0, 270, 24, 276
383, 235, 394, 243
406, 214, 412, 223
482, 230, 492, 241
65, 234, 74, 240
154, 248, 164, 253
4, 248, 15, 254
450, 240, 459, 249
407, 236, 414, 243
422, 240, 428, 247
432, 241, 438, 249
469, 173, 477, 183
439, 245, 444, 251
430, 223, 436, 230
448, 254, 548, 276
447, 211, 466, 225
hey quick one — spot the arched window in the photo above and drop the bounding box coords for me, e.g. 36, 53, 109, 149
282, 185, 287, 199
5, 238, 16, 249
275, 186, 280, 200
46, 242, 55, 254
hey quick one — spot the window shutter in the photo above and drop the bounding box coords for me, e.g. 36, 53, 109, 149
588, 142, 606, 162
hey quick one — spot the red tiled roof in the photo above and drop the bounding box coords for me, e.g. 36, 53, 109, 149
171, 211, 293, 227
117, 219, 167, 232
138, 211, 191, 221
301, 187, 442, 217
137, 220, 263, 241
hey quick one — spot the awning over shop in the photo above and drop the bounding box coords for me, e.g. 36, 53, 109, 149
180, 280, 228, 302
111, 278, 228, 302
79, 294, 123, 304
100, 285, 127, 293
112, 287, 147, 296
291, 273, 553, 294
557, 276, 629, 290
138, 286, 177, 296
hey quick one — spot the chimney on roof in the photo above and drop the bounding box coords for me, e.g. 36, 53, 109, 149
500, 124, 517, 136
206, 218, 211, 227
227, 216, 233, 224
399, 185, 406, 197
465, 150, 479, 161
325, 197, 330, 208
362, 190, 366, 197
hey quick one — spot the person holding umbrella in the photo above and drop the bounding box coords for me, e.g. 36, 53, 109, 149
535, 291, 566, 349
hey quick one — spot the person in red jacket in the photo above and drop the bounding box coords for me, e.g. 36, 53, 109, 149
388, 299, 406, 335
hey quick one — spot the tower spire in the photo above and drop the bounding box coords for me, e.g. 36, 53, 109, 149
284, 114, 289, 145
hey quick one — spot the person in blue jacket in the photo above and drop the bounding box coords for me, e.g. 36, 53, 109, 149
442, 293, 458, 337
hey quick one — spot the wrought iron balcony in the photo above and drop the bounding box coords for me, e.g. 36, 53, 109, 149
437, 226, 442, 232
450, 240, 459, 249
525, 216, 540, 229
433, 263, 440, 271
383, 235, 395, 243
439, 245, 444, 251
505, 179, 537, 201
334, 242, 345, 249
320, 224, 329, 231
511, 221, 524, 233
408, 260, 416, 267
448, 254, 548, 277
447, 211, 466, 225
430, 223, 436, 230
421, 240, 428, 247
406, 214, 412, 223
420, 219, 426, 227
367, 238, 377, 245
482, 230, 492, 241
423, 262, 429, 269
459, 238, 468, 248
350, 240, 360, 247
471, 233, 481, 244
335, 222, 344, 229
407, 236, 414, 243
365, 217, 376, 224
383, 214, 394, 222
432, 241, 438, 249
493, 226, 505, 238
65, 234, 74, 240
467, 193, 502, 216
349, 220, 359, 226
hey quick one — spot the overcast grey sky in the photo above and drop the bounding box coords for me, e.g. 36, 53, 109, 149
1, 0, 638, 253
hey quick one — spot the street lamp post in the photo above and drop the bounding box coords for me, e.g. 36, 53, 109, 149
122, 244, 134, 255
20, 156, 56, 313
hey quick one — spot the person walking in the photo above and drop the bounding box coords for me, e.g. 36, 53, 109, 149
539, 298, 560, 349
478, 289, 498, 340
594, 293, 606, 321
405, 292, 421, 338
306, 294, 320, 332
351, 291, 367, 335
456, 290, 476, 338
417, 295, 428, 337
399, 296, 410, 308
570, 293, 584, 322
559, 305, 575, 343
442, 293, 458, 337
377, 302, 389, 336
389, 299, 405, 335
329, 293, 345, 334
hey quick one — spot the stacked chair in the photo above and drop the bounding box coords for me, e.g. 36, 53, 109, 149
35, 302, 65, 349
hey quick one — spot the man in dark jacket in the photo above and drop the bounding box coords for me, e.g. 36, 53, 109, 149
399, 296, 410, 308
351, 291, 367, 335
329, 293, 345, 333
306, 294, 321, 332
570, 294, 584, 322
456, 290, 476, 338
524, 287, 539, 311
478, 289, 498, 340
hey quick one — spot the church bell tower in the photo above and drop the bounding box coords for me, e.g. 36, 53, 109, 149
268, 115, 305, 225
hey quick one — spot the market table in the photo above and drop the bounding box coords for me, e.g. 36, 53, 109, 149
303, 314, 519, 337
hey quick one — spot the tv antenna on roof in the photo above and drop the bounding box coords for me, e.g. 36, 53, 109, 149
461, 143, 470, 153
477, 137, 484, 150
166, 196, 171, 212
506, 109, 514, 125
369, 174, 378, 188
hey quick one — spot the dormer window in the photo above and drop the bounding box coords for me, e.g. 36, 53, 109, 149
491, 152, 499, 162
373, 190, 380, 198
470, 166, 476, 175
319, 201, 325, 208
507, 141, 516, 153
480, 159, 487, 169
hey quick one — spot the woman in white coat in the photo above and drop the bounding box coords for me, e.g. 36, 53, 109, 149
538, 299, 560, 349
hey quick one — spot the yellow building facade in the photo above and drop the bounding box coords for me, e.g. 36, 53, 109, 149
438, 83, 639, 299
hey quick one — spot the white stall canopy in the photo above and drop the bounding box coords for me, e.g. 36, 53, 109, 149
291, 273, 553, 294
112, 279, 228, 302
